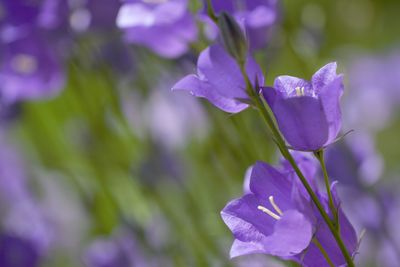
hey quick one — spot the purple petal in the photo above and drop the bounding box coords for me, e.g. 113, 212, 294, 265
319, 75, 344, 145
311, 62, 338, 91
250, 161, 293, 211
197, 45, 253, 100
273, 76, 312, 97
172, 74, 248, 113
261, 210, 313, 257
221, 194, 275, 242
272, 96, 329, 150
230, 239, 266, 258
261, 86, 277, 106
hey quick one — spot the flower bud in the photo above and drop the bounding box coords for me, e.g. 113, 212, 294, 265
217, 12, 248, 66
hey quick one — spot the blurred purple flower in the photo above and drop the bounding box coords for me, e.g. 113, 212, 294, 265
262, 62, 344, 151
0, 233, 40, 267
325, 133, 383, 187
172, 44, 263, 113
146, 87, 208, 149
344, 51, 400, 132
202, 0, 279, 50
70, 0, 121, 32
0, 32, 65, 104
117, 0, 197, 58
0, 0, 69, 41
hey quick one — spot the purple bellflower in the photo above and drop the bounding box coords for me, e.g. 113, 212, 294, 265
0, 32, 65, 104
202, 0, 279, 50
262, 62, 344, 151
222, 156, 358, 266
116, 0, 197, 58
221, 160, 314, 258
172, 44, 264, 113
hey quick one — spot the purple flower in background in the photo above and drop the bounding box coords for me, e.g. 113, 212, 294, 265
325, 133, 383, 187
172, 44, 263, 113
344, 51, 400, 132
0, 233, 40, 267
0, 32, 65, 104
221, 161, 314, 258
262, 62, 344, 151
70, 0, 121, 32
203, 0, 279, 50
116, 0, 197, 58
0, 0, 69, 40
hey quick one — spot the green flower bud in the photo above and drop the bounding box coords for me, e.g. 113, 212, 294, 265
217, 12, 248, 66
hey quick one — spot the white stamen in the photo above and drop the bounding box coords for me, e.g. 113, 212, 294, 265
269, 196, 283, 216
257, 205, 281, 220
295, 86, 305, 96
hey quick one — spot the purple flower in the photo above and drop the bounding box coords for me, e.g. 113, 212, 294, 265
344, 51, 400, 132
262, 62, 344, 151
294, 184, 358, 267
0, 0, 69, 40
222, 156, 358, 266
325, 133, 383, 187
202, 0, 279, 50
0, 233, 40, 267
70, 0, 121, 32
116, 0, 197, 58
0, 32, 65, 103
221, 161, 314, 258
172, 44, 264, 113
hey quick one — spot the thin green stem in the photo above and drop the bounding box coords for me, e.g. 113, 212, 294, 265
315, 150, 339, 227
313, 238, 336, 267
239, 66, 355, 267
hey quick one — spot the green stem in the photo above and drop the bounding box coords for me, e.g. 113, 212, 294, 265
314, 150, 339, 228
313, 238, 336, 267
239, 66, 355, 267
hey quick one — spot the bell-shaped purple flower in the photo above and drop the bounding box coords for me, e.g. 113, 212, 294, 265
262, 62, 344, 151
293, 183, 358, 267
116, 0, 197, 58
172, 44, 264, 113
222, 155, 358, 266
0, 32, 65, 104
202, 0, 279, 50
221, 161, 314, 258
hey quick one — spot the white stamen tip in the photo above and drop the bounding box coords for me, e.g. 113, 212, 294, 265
269, 196, 283, 216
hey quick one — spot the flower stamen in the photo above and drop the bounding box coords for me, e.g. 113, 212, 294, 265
269, 196, 283, 216
257, 205, 281, 220
295, 86, 305, 96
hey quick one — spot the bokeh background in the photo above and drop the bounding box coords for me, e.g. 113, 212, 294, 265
1, 0, 400, 266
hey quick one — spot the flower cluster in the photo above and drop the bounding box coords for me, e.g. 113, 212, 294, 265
173, 3, 360, 266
